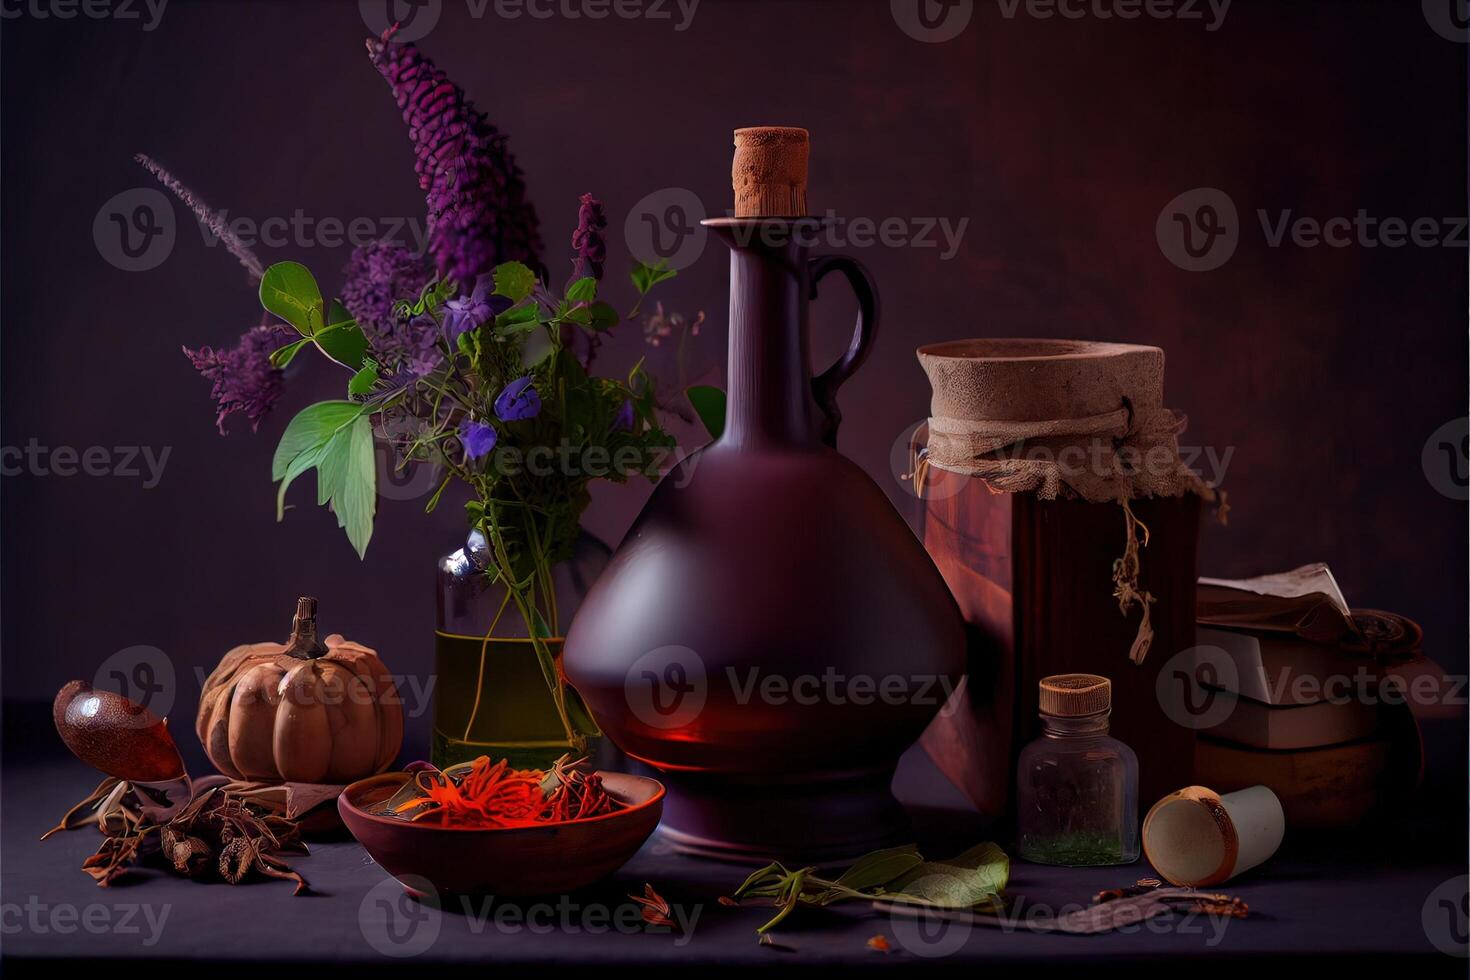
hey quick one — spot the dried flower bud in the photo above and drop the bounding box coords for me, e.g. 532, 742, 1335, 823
170, 835, 212, 877
218, 837, 257, 885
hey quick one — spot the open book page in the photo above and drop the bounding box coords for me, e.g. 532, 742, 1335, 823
1197, 563, 1359, 643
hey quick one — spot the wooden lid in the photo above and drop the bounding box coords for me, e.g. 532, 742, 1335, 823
733, 126, 809, 217
1038, 673, 1111, 716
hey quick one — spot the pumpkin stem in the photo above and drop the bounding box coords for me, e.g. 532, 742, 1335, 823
282, 596, 328, 660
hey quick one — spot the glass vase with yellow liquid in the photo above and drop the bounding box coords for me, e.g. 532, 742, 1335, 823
433, 528, 609, 769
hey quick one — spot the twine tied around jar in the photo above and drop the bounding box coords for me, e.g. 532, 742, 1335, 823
909, 399, 1224, 664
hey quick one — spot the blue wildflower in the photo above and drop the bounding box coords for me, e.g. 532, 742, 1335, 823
442, 274, 496, 343
460, 420, 498, 460
495, 376, 542, 421
613, 399, 635, 432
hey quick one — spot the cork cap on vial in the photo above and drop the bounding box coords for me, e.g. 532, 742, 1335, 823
732, 126, 809, 218
1038, 674, 1112, 717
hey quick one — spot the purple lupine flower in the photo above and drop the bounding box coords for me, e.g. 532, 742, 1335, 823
460, 420, 498, 460
612, 399, 635, 433
367, 27, 543, 288
442, 274, 495, 343
570, 193, 608, 281
183, 324, 293, 434
494, 376, 541, 421
340, 240, 432, 339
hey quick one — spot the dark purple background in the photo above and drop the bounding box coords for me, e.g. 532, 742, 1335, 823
2, 1, 1465, 775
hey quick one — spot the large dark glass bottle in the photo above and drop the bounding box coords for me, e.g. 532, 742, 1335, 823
563, 128, 967, 862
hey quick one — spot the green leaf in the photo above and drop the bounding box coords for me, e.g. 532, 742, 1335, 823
312, 322, 369, 370
270, 337, 313, 369
494, 304, 541, 337
687, 385, 727, 441
566, 276, 597, 303
271, 402, 364, 481
259, 261, 326, 336
631, 259, 677, 296
493, 261, 537, 303
348, 359, 379, 397
423, 474, 452, 515
276, 442, 326, 519
334, 415, 377, 559
832, 845, 923, 894
733, 863, 786, 900
886, 842, 1009, 909
271, 401, 377, 557
587, 301, 619, 332
314, 423, 356, 507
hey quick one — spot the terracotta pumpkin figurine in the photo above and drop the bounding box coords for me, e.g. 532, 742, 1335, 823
196, 597, 403, 784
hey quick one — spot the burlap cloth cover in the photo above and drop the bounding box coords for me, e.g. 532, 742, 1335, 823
914, 339, 1218, 663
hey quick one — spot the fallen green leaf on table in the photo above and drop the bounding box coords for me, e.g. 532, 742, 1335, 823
725, 842, 1009, 941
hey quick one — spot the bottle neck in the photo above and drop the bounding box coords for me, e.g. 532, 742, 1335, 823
1039, 711, 1111, 738
712, 221, 821, 448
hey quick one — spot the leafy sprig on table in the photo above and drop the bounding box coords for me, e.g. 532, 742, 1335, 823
728, 842, 1010, 941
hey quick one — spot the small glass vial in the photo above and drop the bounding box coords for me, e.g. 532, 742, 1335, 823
1017, 673, 1139, 866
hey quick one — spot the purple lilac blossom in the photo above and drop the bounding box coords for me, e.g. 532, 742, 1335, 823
366, 311, 444, 385
340, 240, 431, 340
494, 376, 542, 422
366, 27, 542, 287
183, 325, 293, 434
460, 420, 498, 460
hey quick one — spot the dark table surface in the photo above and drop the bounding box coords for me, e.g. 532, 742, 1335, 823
4, 724, 1467, 975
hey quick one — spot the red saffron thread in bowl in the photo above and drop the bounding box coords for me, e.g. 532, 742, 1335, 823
393, 755, 620, 827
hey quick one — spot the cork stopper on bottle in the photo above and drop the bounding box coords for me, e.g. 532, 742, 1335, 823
732, 126, 809, 218
1038, 673, 1112, 717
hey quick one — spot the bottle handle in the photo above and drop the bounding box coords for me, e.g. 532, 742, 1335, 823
808, 254, 879, 447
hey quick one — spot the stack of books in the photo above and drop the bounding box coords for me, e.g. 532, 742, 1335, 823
1189, 564, 1422, 829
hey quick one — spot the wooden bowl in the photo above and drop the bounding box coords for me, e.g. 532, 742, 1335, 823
338, 770, 664, 896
